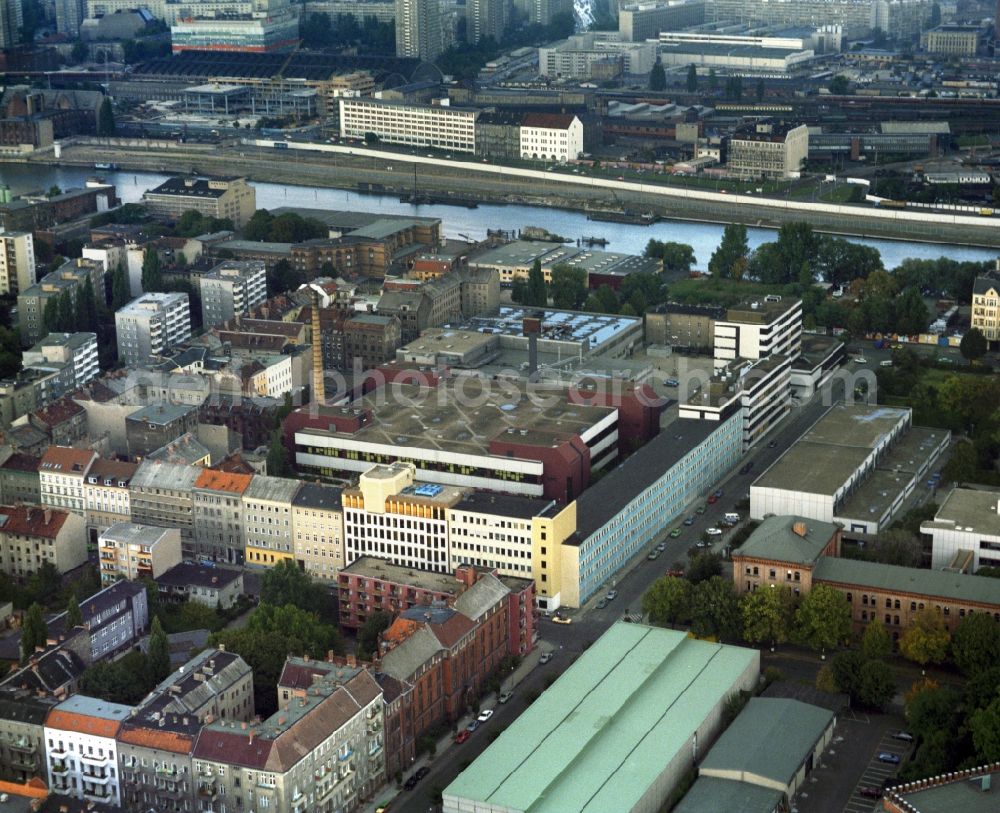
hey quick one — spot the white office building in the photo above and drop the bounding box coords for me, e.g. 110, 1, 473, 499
115, 292, 192, 367
198, 259, 266, 328
339, 98, 479, 153
538, 32, 658, 77
922, 487, 1000, 571
714, 296, 802, 368
0, 231, 36, 296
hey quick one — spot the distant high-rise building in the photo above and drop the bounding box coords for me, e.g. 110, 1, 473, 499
395, 0, 442, 59
468, 0, 507, 43
55, 0, 84, 36
0, 0, 23, 48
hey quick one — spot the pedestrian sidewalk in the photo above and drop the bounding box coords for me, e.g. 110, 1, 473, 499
360, 642, 550, 812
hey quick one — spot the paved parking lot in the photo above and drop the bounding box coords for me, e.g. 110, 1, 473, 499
790, 711, 910, 813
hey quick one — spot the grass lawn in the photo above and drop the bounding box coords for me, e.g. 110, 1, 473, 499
668, 276, 787, 306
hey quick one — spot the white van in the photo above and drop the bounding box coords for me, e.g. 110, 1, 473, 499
880, 360, 893, 367
724, 512, 740, 525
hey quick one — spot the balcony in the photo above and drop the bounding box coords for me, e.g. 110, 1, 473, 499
80, 769, 113, 784
50, 761, 69, 775
337, 748, 353, 762
83, 787, 113, 803
80, 753, 113, 768
10, 736, 36, 754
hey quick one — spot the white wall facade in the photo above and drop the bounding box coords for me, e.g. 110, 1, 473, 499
519, 116, 584, 163
339, 99, 477, 153
45, 726, 123, 806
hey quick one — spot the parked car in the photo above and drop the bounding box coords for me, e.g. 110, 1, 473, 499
713, 489, 723, 498
892, 731, 914, 742
415, 767, 429, 780
606, 590, 619, 601
454, 731, 471, 744
477, 709, 494, 723
740, 462, 754, 475
683, 516, 696, 526
539, 652, 553, 664
767, 440, 778, 448
858, 786, 882, 798
878, 752, 901, 764
706, 527, 723, 537
596, 598, 607, 609
666, 567, 684, 578
665, 378, 679, 387
647, 550, 660, 560
499, 690, 513, 704
696, 505, 707, 515
669, 528, 682, 538
656, 542, 667, 552
403, 776, 419, 790
552, 614, 571, 625
696, 540, 711, 548
707, 494, 718, 504
466, 720, 480, 732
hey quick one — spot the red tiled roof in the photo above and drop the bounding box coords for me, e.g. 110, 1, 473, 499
118, 725, 196, 754
31, 399, 85, 428
193, 468, 253, 494
0, 506, 69, 539
45, 709, 123, 739
86, 458, 139, 485
522, 112, 577, 130
193, 728, 273, 769
429, 613, 476, 649
39, 446, 96, 475
1, 453, 40, 473
277, 662, 329, 691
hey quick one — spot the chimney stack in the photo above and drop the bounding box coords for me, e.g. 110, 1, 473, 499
792, 521, 808, 537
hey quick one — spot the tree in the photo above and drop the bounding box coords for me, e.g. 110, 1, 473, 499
111, 263, 131, 309
244, 209, 275, 241
141, 247, 162, 292
794, 584, 852, 654
895, 287, 930, 335
685, 63, 698, 93
357, 610, 393, 660
740, 585, 794, 648
830, 650, 866, 698
65, 593, 83, 629
97, 98, 116, 137
642, 577, 692, 627
585, 284, 619, 314
971, 695, 1000, 763
619, 272, 667, 313
861, 618, 893, 660
816, 237, 883, 286
76, 273, 98, 328
899, 607, 950, 668
960, 327, 988, 362
266, 430, 292, 477
79, 650, 152, 704
71, 40, 88, 63
867, 530, 924, 567
21, 603, 47, 663
689, 577, 740, 639
147, 616, 170, 684
260, 559, 331, 620
42, 294, 60, 335
649, 58, 666, 91
686, 551, 722, 585
57, 290, 74, 332
525, 259, 547, 307
952, 613, 1000, 676
708, 224, 748, 279
549, 264, 588, 310
943, 440, 979, 484
708, 68, 717, 91
658, 241, 696, 274
858, 659, 896, 709
364, 132, 380, 146
828, 74, 850, 95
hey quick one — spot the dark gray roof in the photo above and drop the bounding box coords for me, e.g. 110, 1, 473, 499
574, 417, 712, 540
973, 272, 1000, 296
292, 482, 343, 510
158, 561, 242, 589
0, 687, 59, 725
148, 177, 239, 198
452, 491, 556, 520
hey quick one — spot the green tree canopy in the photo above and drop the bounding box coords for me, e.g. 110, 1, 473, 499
260, 559, 332, 620
708, 224, 748, 279
549, 264, 588, 310
971, 694, 1000, 763
685, 63, 698, 92
97, 97, 116, 137
794, 584, 852, 653
689, 576, 740, 639
357, 610, 393, 660
111, 263, 131, 309
21, 603, 47, 663
147, 615, 171, 684
642, 576, 692, 627
899, 607, 950, 667
740, 585, 795, 647
141, 247, 162, 292
525, 259, 547, 307
64, 593, 83, 629
952, 612, 1000, 676
860, 618, 893, 660
828, 75, 850, 95
857, 659, 896, 709
649, 58, 666, 91
960, 327, 988, 362
686, 551, 722, 585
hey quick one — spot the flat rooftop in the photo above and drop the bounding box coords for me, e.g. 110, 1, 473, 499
444, 623, 757, 813
923, 487, 1000, 537
461, 305, 640, 350
452, 491, 557, 519
674, 777, 784, 813
315, 379, 616, 457
341, 556, 461, 594
887, 771, 1000, 813
100, 522, 175, 547
723, 297, 800, 325
753, 405, 910, 496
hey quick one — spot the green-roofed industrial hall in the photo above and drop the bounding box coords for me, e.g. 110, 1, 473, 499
442, 622, 760, 813
674, 697, 836, 813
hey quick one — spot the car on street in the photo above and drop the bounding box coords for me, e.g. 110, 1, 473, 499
696, 540, 711, 548
669, 528, 682, 538
858, 786, 882, 799
477, 709, 494, 723
767, 440, 778, 448
713, 489, 723, 498
647, 550, 660, 560
466, 720, 480, 732
656, 542, 666, 552
706, 527, 723, 537
683, 516, 696, 526
878, 752, 901, 764
938, 356, 953, 364
696, 505, 707, 514
539, 652, 553, 664
499, 690, 513, 704
415, 767, 429, 780
552, 614, 571, 625
666, 567, 684, 578
707, 494, 718, 504
454, 730, 471, 744
596, 598, 607, 609
740, 462, 754, 475
403, 776, 419, 790
606, 590, 619, 601
665, 378, 679, 387
855, 357, 868, 364
892, 731, 914, 742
